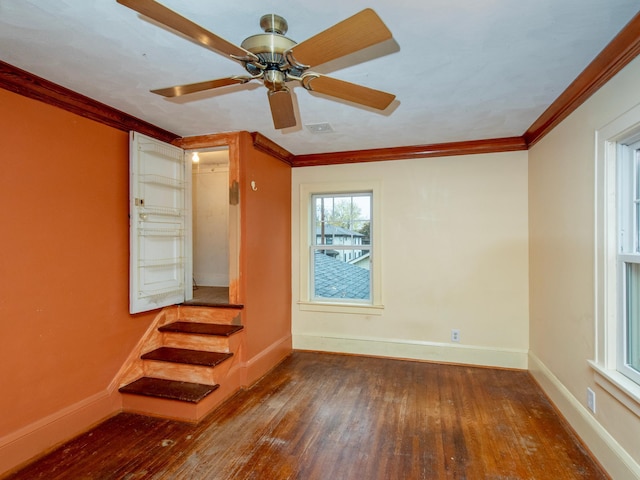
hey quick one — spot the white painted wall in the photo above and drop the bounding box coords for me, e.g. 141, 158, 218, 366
291, 55, 640, 479
528, 55, 640, 479
292, 151, 529, 369
192, 166, 229, 286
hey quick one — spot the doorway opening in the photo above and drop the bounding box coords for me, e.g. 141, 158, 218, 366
185, 147, 230, 306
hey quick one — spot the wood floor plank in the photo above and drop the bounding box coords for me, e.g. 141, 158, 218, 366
4, 352, 609, 480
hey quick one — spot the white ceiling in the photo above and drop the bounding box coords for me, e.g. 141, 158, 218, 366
1, 1, 639, 155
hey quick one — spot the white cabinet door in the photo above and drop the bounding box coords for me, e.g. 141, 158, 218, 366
129, 132, 192, 314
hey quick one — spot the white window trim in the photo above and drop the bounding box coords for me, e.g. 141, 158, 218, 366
616, 140, 640, 386
298, 181, 383, 315
593, 101, 640, 417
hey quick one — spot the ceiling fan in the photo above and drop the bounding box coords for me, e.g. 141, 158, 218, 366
116, 0, 396, 129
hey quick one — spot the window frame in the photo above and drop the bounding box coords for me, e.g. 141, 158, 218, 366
617, 139, 640, 386
298, 181, 383, 315
592, 103, 640, 417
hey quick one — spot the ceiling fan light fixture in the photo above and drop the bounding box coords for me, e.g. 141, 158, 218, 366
264, 69, 287, 91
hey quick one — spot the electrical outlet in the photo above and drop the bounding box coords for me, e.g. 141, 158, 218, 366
587, 387, 596, 413
451, 329, 460, 343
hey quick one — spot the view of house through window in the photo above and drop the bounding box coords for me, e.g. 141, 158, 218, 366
618, 138, 640, 385
311, 192, 372, 303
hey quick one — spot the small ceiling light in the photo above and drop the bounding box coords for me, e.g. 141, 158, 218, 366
192, 152, 200, 163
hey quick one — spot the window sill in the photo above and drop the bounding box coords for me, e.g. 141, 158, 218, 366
588, 360, 640, 418
297, 301, 384, 316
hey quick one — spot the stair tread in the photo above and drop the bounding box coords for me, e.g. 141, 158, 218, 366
119, 377, 218, 403
142, 347, 233, 367
159, 322, 244, 337
181, 301, 244, 309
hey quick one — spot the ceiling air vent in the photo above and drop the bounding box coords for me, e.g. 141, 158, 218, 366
305, 122, 334, 134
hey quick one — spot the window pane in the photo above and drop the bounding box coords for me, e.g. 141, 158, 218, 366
313, 250, 371, 301
626, 263, 640, 374
311, 192, 372, 303
635, 153, 640, 253
313, 194, 371, 247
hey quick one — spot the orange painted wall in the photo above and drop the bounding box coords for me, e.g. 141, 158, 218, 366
0, 89, 155, 465
238, 132, 292, 375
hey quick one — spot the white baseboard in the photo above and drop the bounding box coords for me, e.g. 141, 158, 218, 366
293, 334, 528, 369
0, 389, 118, 476
528, 352, 640, 479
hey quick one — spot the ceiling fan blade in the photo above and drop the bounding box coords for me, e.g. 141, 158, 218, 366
303, 75, 395, 110
117, 0, 257, 62
288, 9, 392, 68
268, 89, 296, 129
151, 76, 253, 97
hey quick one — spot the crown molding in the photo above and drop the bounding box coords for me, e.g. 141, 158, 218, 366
524, 11, 640, 147
291, 136, 527, 167
0, 60, 178, 144
250, 132, 295, 166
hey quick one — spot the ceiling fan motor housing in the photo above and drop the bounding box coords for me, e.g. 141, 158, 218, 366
241, 14, 303, 88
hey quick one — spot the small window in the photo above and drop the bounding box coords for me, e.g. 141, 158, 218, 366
311, 193, 372, 303
298, 181, 383, 314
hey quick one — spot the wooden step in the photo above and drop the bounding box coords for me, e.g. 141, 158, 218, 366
159, 322, 244, 337
119, 377, 219, 403
175, 306, 242, 325
182, 300, 244, 309
141, 347, 233, 367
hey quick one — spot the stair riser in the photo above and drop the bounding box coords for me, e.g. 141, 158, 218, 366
178, 306, 241, 325
161, 331, 243, 353
143, 358, 233, 385
120, 393, 200, 422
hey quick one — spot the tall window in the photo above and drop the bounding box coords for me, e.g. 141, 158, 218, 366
593, 105, 640, 413
618, 138, 640, 385
298, 181, 382, 314
311, 192, 372, 303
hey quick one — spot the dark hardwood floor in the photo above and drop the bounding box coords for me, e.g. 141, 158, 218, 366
4, 352, 608, 480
